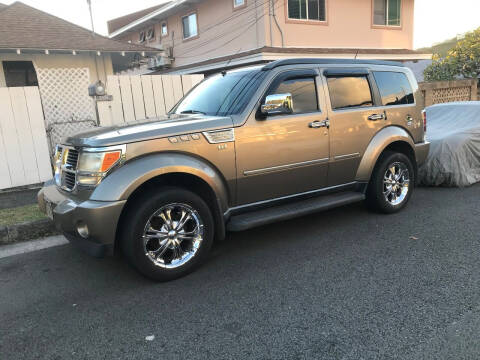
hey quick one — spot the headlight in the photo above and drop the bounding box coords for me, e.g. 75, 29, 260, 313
77, 147, 124, 186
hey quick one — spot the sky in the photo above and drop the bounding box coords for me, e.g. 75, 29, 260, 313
2, 0, 480, 49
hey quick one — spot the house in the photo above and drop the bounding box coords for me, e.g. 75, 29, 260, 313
108, 0, 431, 74
0, 1, 160, 147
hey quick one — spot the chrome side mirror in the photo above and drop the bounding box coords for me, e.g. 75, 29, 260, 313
260, 93, 293, 116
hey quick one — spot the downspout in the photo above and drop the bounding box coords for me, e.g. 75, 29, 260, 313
269, 0, 273, 46
271, 0, 284, 47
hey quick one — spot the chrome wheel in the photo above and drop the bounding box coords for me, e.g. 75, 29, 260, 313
383, 162, 410, 206
142, 203, 204, 269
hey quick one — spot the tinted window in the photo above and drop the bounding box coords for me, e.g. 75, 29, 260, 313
373, 71, 414, 105
173, 70, 267, 116
327, 76, 373, 110
271, 77, 318, 113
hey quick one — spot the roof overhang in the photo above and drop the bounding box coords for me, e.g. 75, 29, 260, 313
162, 48, 433, 74
0, 47, 161, 56
109, 0, 202, 38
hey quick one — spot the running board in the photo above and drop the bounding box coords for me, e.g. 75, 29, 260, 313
227, 192, 365, 232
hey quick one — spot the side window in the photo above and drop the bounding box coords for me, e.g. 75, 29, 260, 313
373, 71, 414, 105
270, 77, 318, 114
327, 76, 373, 110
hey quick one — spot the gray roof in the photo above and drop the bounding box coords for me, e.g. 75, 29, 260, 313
0, 2, 158, 53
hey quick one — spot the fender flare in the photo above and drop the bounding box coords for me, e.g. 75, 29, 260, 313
90, 153, 230, 215
355, 126, 415, 182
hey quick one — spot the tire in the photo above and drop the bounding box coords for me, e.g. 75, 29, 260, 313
120, 186, 214, 281
366, 151, 414, 214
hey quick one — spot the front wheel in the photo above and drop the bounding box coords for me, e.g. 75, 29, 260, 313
120, 187, 214, 281
366, 151, 414, 214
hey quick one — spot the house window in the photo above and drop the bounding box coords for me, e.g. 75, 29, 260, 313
327, 76, 373, 110
139, 31, 146, 43
234, 0, 245, 7
2, 61, 38, 87
161, 22, 168, 36
182, 13, 198, 40
146, 28, 155, 41
373, 0, 401, 26
288, 0, 326, 22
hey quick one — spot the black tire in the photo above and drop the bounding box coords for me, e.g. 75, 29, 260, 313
366, 151, 414, 214
120, 186, 214, 281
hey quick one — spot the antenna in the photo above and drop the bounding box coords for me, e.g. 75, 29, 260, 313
87, 0, 95, 36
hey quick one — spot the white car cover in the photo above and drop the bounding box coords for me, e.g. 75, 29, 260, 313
418, 101, 480, 187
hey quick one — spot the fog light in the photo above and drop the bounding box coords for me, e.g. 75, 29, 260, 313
77, 223, 89, 238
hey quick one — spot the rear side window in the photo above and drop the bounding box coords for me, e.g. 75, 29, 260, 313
327, 76, 373, 110
271, 77, 318, 113
373, 71, 414, 105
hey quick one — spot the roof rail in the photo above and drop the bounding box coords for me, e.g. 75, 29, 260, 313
262, 58, 405, 71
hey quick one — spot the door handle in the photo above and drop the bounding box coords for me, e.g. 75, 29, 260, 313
309, 119, 330, 129
367, 113, 385, 121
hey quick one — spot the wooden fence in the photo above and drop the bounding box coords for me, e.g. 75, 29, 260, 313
0, 87, 52, 190
97, 74, 204, 126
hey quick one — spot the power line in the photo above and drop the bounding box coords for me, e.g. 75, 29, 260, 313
174, 0, 283, 58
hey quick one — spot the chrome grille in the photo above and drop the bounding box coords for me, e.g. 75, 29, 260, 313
66, 149, 79, 170
58, 146, 79, 191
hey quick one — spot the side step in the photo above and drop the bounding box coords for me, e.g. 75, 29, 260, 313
227, 192, 365, 232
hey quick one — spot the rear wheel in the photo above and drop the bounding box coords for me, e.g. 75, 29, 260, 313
366, 151, 414, 214
120, 187, 214, 281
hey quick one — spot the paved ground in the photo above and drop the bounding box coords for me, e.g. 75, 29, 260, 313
1, 185, 480, 360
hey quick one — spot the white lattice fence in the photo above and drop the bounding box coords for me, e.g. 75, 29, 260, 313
36, 68, 97, 149
97, 74, 204, 126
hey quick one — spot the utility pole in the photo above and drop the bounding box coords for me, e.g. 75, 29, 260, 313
87, 0, 95, 36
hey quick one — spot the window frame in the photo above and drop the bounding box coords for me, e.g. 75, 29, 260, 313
261, 69, 321, 117
285, 0, 328, 25
138, 30, 146, 43
325, 73, 376, 112
371, 0, 402, 29
181, 11, 199, 41
160, 22, 168, 37
233, 0, 247, 10
146, 28, 155, 41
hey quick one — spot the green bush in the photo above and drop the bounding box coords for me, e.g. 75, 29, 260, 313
424, 27, 480, 81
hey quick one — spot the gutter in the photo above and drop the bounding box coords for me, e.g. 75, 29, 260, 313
109, 0, 187, 38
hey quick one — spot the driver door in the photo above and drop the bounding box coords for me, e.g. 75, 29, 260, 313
235, 69, 330, 205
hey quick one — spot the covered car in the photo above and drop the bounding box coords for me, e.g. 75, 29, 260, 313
418, 101, 480, 187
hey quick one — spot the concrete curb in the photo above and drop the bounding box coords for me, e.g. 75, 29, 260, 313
0, 218, 59, 245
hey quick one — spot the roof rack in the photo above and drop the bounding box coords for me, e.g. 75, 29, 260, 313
262, 58, 405, 71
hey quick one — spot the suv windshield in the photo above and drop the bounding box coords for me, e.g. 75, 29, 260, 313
172, 69, 267, 116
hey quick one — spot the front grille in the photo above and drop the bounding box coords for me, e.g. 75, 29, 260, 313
66, 149, 79, 170
63, 171, 76, 190
58, 146, 79, 191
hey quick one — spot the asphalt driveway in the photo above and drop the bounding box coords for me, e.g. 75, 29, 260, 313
1, 185, 480, 359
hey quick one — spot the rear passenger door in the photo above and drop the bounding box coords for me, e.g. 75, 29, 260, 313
323, 68, 386, 186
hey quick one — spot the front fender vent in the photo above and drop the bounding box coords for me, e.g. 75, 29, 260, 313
202, 128, 235, 144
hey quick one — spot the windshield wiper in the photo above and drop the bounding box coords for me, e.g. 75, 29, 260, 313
180, 110, 206, 115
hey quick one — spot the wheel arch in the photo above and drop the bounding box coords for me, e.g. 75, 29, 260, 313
90, 153, 230, 246
355, 126, 416, 183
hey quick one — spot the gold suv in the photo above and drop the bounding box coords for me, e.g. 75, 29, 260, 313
38, 59, 430, 281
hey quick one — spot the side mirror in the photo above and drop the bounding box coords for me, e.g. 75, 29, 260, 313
260, 93, 293, 116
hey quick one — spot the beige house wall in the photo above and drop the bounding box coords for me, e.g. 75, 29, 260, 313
0, 53, 114, 87
115, 0, 415, 69
268, 0, 414, 49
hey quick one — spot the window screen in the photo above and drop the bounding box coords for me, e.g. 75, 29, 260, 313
271, 77, 318, 114
327, 76, 373, 110
373, 0, 401, 26
288, 0, 326, 21
373, 71, 414, 105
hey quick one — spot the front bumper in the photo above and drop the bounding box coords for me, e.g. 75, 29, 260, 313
38, 180, 126, 257
414, 141, 430, 166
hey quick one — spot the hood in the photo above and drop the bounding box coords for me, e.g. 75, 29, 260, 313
63, 114, 234, 147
